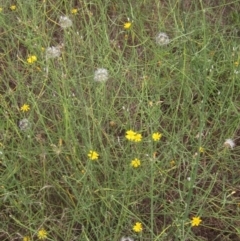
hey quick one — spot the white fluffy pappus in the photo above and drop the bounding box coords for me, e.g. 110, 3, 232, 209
59, 16, 72, 29
46, 46, 62, 59
120, 237, 134, 241
94, 68, 109, 82
224, 139, 235, 149
155, 32, 170, 46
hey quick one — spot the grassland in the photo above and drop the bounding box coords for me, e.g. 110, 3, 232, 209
1, 0, 240, 240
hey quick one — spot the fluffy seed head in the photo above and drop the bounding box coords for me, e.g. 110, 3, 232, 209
155, 32, 170, 46
224, 139, 235, 149
120, 237, 134, 241
94, 68, 109, 82
46, 46, 62, 59
59, 16, 72, 29
19, 118, 31, 131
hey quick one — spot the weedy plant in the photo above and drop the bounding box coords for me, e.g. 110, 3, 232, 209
1, 0, 240, 241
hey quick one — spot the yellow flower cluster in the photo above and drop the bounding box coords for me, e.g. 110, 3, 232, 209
27, 55, 37, 64
125, 130, 142, 142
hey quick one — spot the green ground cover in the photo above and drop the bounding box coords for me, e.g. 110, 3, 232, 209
1, 0, 240, 240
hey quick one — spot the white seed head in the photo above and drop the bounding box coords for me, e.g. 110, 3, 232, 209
46, 46, 61, 59
19, 118, 31, 131
155, 32, 170, 46
224, 139, 235, 149
120, 237, 134, 241
94, 68, 109, 82
59, 16, 72, 29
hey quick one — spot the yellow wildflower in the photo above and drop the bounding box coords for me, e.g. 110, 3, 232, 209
37, 228, 47, 240
71, 8, 78, 14
234, 61, 239, 67
88, 150, 99, 160
134, 133, 142, 142
123, 22, 131, 29
152, 132, 162, 141
132, 222, 142, 232
20, 104, 30, 112
170, 160, 175, 167
125, 130, 142, 142
0, 7, 3, 12
27, 55, 37, 64
125, 130, 136, 141
10, 5, 16, 11
23, 236, 31, 241
199, 147, 205, 153
191, 216, 202, 227
131, 158, 141, 168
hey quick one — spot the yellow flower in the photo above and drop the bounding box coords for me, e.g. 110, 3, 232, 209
10, 5, 16, 11
123, 22, 131, 29
37, 228, 47, 240
191, 216, 202, 227
170, 160, 175, 167
23, 236, 31, 241
71, 8, 78, 14
0, 7, 3, 12
199, 147, 205, 153
27, 55, 37, 64
20, 104, 30, 112
125, 130, 142, 142
133, 222, 142, 232
234, 61, 239, 67
131, 158, 141, 168
152, 132, 162, 141
126, 130, 136, 141
134, 133, 142, 142
88, 150, 99, 160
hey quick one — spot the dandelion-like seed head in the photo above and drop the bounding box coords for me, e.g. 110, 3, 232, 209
94, 68, 109, 82
132, 222, 143, 232
19, 118, 31, 131
46, 46, 62, 59
155, 32, 170, 46
59, 16, 72, 29
120, 237, 134, 241
37, 228, 47, 240
224, 139, 235, 149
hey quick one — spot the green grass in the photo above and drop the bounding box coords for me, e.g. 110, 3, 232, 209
1, 0, 240, 240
